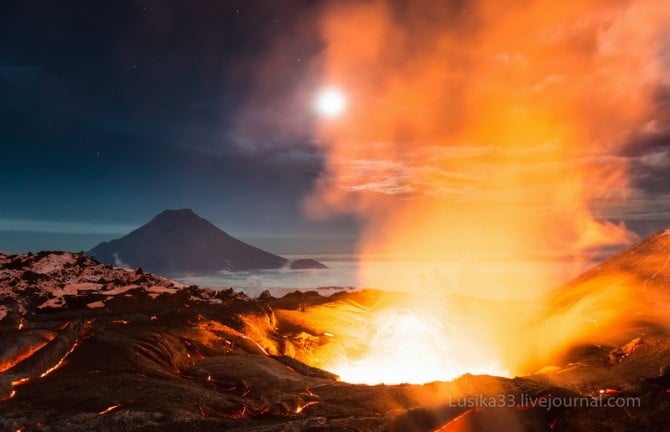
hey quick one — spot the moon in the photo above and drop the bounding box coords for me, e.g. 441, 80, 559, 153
314, 87, 347, 118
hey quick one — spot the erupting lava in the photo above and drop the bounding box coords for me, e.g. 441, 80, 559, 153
329, 308, 507, 384
303, 0, 670, 383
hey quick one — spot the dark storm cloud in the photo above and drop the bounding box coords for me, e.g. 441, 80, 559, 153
602, 84, 670, 237
626, 140, 670, 195
621, 85, 670, 195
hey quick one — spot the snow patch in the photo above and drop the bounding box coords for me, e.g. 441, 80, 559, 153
38, 297, 65, 309
32, 253, 77, 274
103, 285, 138, 295
146, 285, 178, 295
1, 251, 198, 315
63, 283, 102, 295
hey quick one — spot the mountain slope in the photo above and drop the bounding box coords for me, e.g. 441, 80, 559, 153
535, 228, 670, 370
88, 209, 289, 273
550, 228, 670, 311
2, 251, 670, 430
567, 228, 670, 290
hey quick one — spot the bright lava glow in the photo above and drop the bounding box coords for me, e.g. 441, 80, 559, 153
328, 309, 508, 385
315, 87, 347, 117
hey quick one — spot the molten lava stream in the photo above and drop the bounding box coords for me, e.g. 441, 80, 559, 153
98, 403, 122, 415
0, 389, 16, 401
327, 307, 508, 385
0, 338, 56, 373
39, 341, 80, 378
295, 400, 319, 414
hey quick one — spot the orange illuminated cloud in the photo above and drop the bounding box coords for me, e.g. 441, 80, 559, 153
308, 0, 670, 253
304, 0, 670, 379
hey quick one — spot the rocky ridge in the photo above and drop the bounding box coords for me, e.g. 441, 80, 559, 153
0, 245, 670, 431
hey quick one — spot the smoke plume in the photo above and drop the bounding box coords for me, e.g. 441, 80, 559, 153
306, 0, 670, 375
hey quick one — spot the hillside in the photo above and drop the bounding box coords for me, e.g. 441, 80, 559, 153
2, 233, 670, 430
88, 209, 324, 274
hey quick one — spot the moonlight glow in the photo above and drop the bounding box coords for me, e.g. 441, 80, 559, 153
315, 88, 347, 117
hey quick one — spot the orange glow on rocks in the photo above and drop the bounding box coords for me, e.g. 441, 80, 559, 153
294, 400, 319, 414
0, 389, 16, 401
98, 404, 122, 415
306, 0, 670, 382
329, 308, 507, 384
11, 377, 30, 387
39, 341, 79, 379
0, 341, 52, 373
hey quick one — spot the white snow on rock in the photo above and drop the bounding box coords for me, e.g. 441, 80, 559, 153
64, 283, 102, 294
103, 285, 139, 296
31, 252, 78, 274
38, 297, 65, 309
146, 285, 179, 294
0, 252, 194, 315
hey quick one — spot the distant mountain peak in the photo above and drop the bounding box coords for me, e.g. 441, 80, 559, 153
151, 208, 201, 222
88, 209, 326, 274
156, 208, 197, 217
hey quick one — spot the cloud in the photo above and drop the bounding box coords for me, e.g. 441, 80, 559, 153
307, 0, 670, 252
345, 177, 415, 196
622, 126, 670, 194
638, 150, 670, 169
239, 0, 670, 247
231, 4, 324, 156
0, 219, 135, 235
307, 0, 670, 379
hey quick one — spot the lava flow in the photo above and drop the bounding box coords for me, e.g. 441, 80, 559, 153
97, 404, 122, 415
2, 251, 670, 430
39, 341, 80, 379
328, 308, 507, 384
0, 340, 52, 373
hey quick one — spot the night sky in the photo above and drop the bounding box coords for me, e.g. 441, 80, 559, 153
1, 1, 669, 255
0, 0, 357, 254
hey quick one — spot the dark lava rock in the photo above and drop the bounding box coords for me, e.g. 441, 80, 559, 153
257, 290, 274, 301
3, 245, 670, 431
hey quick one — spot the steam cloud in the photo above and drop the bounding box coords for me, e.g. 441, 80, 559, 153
240, 0, 670, 377
309, 0, 670, 252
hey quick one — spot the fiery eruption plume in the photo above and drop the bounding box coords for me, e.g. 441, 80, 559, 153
305, 0, 670, 382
